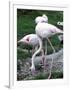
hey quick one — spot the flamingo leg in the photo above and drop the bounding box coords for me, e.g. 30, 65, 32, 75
45, 40, 47, 55
32, 46, 35, 56
47, 38, 55, 53
43, 40, 47, 70
34, 45, 38, 51
41, 48, 45, 65
41, 42, 46, 72
47, 38, 55, 79
41, 40, 45, 65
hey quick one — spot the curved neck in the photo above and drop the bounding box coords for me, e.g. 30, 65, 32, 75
31, 37, 42, 67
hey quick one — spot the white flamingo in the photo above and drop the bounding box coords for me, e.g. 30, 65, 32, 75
18, 34, 44, 74
18, 34, 39, 46
18, 33, 51, 74
32, 22, 63, 78
35, 15, 63, 77
35, 14, 48, 61
35, 14, 55, 57
35, 14, 55, 56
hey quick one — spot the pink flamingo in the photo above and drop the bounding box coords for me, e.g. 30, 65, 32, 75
33, 22, 63, 78
18, 34, 43, 74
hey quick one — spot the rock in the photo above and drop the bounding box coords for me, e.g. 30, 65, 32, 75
17, 49, 63, 80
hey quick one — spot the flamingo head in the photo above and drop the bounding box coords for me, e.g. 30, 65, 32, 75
35, 14, 48, 24
18, 35, 30, 45
42, 14, 48, 22
30, 65, 35, 74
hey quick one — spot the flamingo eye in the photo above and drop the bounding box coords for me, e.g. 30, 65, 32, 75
26, 37, 29, 41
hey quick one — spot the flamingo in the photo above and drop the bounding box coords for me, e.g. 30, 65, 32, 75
35, 14, 55, 57
18, 34, 48, 74
18, 34, 44, 74
32, 22, 63, 78
18, 34, 39, 54
35, 14, 63, 51
18, 33, 52, 74
18, 34, 39, 46
35, 14, 48, 61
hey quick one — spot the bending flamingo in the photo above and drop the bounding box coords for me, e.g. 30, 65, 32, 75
18, 34, 43, 74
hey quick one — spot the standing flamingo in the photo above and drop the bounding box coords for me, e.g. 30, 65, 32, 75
33, 22, 63, 78
35, 14, 48, 59
35, 14, 63, 53
35, 14, 55, 57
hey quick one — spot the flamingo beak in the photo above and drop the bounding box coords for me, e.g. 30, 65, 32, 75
17, 40, 22, 43
17, 39, 24, 44
17, 37, 30, 44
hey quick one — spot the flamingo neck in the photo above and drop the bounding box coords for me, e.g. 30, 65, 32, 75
31, 37, 42, 67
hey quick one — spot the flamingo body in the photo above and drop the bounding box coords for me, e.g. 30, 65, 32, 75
18, 34, 39, 46
18, 34, 41, 73
35, 23, 63, 38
